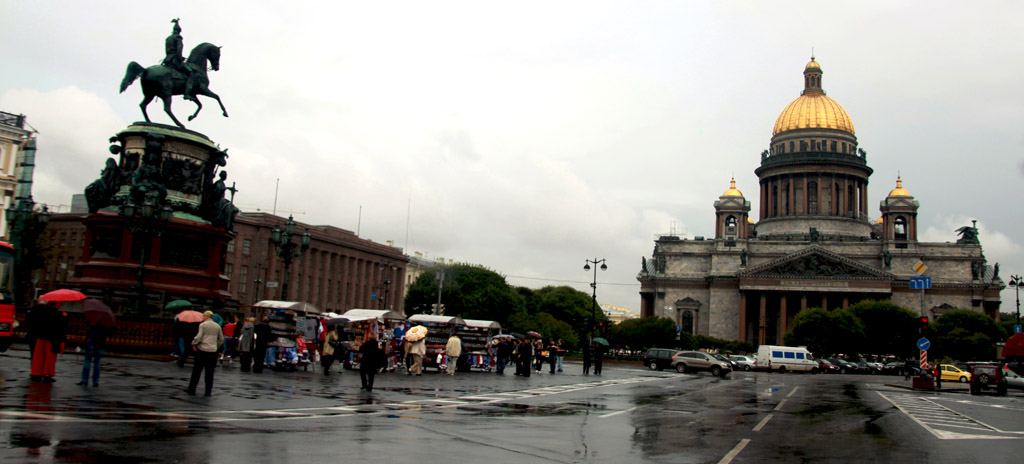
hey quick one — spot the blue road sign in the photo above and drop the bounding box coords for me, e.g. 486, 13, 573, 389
371, 292, 377, 300
909, 277, 932, 290
917, 338, 931, 350
1016, 325, 1022, 334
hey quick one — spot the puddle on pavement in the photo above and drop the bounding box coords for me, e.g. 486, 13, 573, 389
461, 401, 596, 417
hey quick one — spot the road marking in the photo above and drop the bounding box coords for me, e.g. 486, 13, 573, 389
599, 405, 641, 418
0, 375, 678, 424
773, 399, 788, 411
596, 377, 736, 419
786, 386, 799, 398
876, 391, 1022, 440
717, 438, 750, 464
752, 413, 774, 432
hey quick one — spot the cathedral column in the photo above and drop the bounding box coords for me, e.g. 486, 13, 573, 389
760, 182, 767, 219
800, 294, 807, 312
821, 294, 828, 311
778, 294, 788, 344
758, 293, 767, 345
738, 292, 747, 342
842, 296, 849, 308
788, 175, 795, 216
802, 175, 809, 214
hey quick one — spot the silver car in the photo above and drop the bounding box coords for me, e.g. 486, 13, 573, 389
729, 355, 755, 371
671, 351, 732, 377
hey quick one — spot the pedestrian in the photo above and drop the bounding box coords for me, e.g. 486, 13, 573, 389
547, 339, 559, 374
253, 315, 272, 373
237, 317, 256, 372
359, 334, 384, 391
445, 334, 462, 375
407, 336, 426, 376
516, 339, 533, 377
176, 318, 201, 368
27, 303, 65, 383
593, 342, 605, 375
77, 318, 110, 387
495, 338, 510, 374
322, 327, 344, 375
555, 338, 566, 372
221, 314, 238, 363
582, 342, 592, 375
534, 339, 545, 373
186, 310, 224, 396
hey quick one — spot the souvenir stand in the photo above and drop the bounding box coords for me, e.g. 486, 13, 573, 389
457, 319, 502, 372
407, 314, 466, 371
339, 309, 407, 371
249, 300, 322, 371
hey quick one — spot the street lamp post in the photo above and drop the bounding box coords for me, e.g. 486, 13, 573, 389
379, 262, 398, 310
119, 199, 173, 314
584, 258, 607, 338
1010, 274, 1022, 328
5, 196, 50, 308
269, 215, 310, 301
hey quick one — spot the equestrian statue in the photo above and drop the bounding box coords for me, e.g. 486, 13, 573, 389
120, 19, 228, 128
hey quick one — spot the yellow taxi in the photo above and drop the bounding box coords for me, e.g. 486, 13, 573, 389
938, 364, 972, 383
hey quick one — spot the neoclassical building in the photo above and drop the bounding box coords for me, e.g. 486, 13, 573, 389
637, 57, 1004, 345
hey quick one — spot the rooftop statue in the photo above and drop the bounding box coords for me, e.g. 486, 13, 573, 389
955, 222, 980, 245
120, 19, 228, 128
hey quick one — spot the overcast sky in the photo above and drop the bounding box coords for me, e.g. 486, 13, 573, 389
2, 2, 1022, 315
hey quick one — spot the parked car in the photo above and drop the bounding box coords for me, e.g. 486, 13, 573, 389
938, 364, 971, 383
856, 360, 882, 375
882, 361, 922, 377
756, 345, 817, 373
643, 348, 679, 371
711, 353, 741, 371
671, 351, 732, 377
969, 365, 1007, 395
826, 358, 861, 374
729, 355, 755, 371
1004, 366, 1024, 390
816, 359, 841, 374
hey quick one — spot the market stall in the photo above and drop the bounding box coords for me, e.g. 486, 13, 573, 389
339, 309, 406, 371
457, 319, 502, 371
249, 300, 323, 371
407, 314, 466, 371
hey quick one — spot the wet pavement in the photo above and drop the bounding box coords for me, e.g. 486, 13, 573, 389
2, 348, 1023, 463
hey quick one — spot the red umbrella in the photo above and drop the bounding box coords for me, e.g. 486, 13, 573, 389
82, 299, 117, 328
527, 331, 543, 339
38, 289, 87, 302
175, 310, 204, 323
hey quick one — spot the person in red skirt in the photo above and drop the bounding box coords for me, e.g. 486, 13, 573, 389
27, 303, 66, 382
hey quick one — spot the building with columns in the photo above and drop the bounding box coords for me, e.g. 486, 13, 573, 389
637, 57, 1004, 345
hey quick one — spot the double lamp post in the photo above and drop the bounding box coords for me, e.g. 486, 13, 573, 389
584, 258, 607, 338
269, 215, 310, 302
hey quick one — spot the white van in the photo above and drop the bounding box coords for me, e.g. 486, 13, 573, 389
756, 345, 817, 373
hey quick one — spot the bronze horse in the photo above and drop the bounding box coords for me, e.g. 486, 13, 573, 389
120, 42, 228, 128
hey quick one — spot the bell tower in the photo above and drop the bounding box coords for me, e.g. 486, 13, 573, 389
878, 176, 919, 249
714, 178, 751, 241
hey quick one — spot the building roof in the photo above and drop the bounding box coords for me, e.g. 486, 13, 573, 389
887, 176, 912, 197
721, 177, 744, 197
773, 57, 855, 136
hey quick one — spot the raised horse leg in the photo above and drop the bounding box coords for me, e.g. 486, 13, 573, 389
161, 95, 185, 128
196, 87, 229, 118
187, 97, 203, 122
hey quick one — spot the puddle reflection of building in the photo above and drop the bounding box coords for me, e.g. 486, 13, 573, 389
10, 382, 56, 460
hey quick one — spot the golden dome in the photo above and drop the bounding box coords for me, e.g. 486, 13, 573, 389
747, 217, 755, 224
887, 176, 911, 197
773, 93, 855, 135
722, 177, 743, 197
874, 217, 884, 224
772, 57, 856, 136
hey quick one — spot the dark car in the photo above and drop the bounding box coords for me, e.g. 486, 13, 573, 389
827, 358, 860, 374
817, 359, 841, 374
644, 348, 678, 371
969, 364, 1008, 396
711, 353, 741, 371
856, 360, 881, 375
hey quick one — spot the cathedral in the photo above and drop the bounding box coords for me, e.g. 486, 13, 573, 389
637, 57, 1004, 345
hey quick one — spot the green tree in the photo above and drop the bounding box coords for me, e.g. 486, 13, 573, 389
402, 264, 523, 324
932, 309, 1005, 360
507, 312, 578, 348
608, 317, 676, 351
532, 286, 604, 340
784, 307, 865, 358
847, 300, 918, 357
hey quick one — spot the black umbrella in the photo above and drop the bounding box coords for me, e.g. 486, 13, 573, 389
323, 317, 349, 327
509, 332, 525, 339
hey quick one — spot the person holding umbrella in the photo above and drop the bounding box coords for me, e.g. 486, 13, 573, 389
321, 326, 344, 375
27, 302, 66, 383
186, 310, 224, 396
77, 299, 116, 387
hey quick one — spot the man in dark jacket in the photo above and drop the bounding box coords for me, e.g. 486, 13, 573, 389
253, 315, 272, 373
495, 339, 511, 374
358, 334, 384, 391
176, 321, 201, 368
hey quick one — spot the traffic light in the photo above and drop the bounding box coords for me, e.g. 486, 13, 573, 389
919, 316, 929, 330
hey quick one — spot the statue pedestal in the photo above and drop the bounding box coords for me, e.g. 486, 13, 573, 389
71, 122, 236, 316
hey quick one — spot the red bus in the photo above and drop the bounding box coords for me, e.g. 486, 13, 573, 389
0, 241, 15, 352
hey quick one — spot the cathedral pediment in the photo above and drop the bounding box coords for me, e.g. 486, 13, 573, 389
739, 246, 894, 280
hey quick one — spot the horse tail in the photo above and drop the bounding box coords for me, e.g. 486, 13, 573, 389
120, 62, 145, 93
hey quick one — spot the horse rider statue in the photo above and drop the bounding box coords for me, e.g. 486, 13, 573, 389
163, 19, 196, 102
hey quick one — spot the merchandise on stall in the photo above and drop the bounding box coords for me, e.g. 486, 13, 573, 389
340, 309, 407, 371
249, 300, 323, 371
407, 314, 467, 371
457, 319, 502, 372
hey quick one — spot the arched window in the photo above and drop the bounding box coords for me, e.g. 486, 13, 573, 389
808, 181, 818, 214
894, 216, 908, 241
726, 216, 737, 227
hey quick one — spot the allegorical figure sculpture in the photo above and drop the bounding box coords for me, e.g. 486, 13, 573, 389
85, 157, 120, 213
120, 18, 228, 128
740, 249, 748, 266
955, 223, 980, 245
